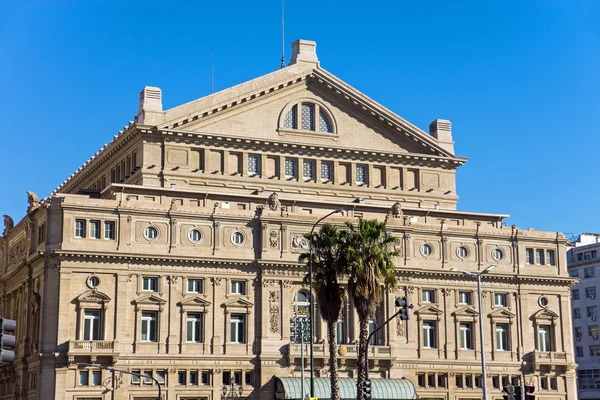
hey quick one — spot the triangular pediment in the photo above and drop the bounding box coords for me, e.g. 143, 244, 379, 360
158, 65, 458, 159
452, 306, 479, 318
415, 305, 444, 316
76, 290, 111, 303
132, 294, 166, 306
532, 309, 559, 320
223, 297, 254, 309
178, 296, 211, 308
488, 308, 516, 319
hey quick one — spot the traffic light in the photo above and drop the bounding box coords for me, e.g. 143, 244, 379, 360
524, 384, 535, 399
0, 318, 16, 363
364, 378, 372, 400
502, 384, 516, 400
396, 297, 410, 320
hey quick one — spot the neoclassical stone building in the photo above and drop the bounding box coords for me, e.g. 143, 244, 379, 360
0, 40, 577, 400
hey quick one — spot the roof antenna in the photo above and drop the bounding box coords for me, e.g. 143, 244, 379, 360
211, 50, 215, 94
280, 0, 285, 69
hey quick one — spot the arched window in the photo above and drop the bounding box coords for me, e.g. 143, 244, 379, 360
294, 290, 311, 316
282, 102, 334, 133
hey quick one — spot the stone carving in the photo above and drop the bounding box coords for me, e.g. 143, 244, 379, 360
267, 193, 280, 211
291, 234, 310, 251
26, 191, 39, 213
405, 286, 415, 295
441, 288, 453, 297
212, 277, 222, 286
280, 205, 289, 218
282, 280, 292, 288
396, 315, 405, 337
3, 215, 14, 236
8, 240, 26, 265
269, 290, 280, 333
269, 231, 279, 249
391, 202, 403, 218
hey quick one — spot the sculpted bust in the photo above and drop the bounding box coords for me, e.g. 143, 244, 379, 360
3, 215, 14, 236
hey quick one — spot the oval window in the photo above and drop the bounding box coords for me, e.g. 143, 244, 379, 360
457, 246, 468, 258
231, 231, 245, 246
144, 226, 158, 240
421, 243, 432, 256
539, 296, 549, 307
87, 276, 100, 289
492, 248, 504, 261
188, 229, 202, 243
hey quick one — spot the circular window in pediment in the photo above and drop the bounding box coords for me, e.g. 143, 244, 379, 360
87, 275, 100, 289
280, 100, 336, 134
538, 296, 549, 307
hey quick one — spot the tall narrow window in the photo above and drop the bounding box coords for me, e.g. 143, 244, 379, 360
90, 221, 100, 239
248, 155, 260, 176
83, 310, 101, 340
460, 322, 472, 350
319, 110, 332, 133
75, 219, 86, 238
496, 324, 508, 351
525, 248, 534, 264
187, 313, 203, 343
301, 103, 315, 130
321, 161, 332, 182
230, 314, 245, 343
285, 158, 297, 179
303, 160, 315, 181
356, 165, 367, 185
546, 250, 555, 266
423, 321, 436, 348
294, 290, 310, 316
141, 312, 157, 342
538, 325, 551, 352
336, 313, 346, 345
535, 249, 544, 265
368, 320, 377, 345
104, 221, 115, 240
91, 371, 102, 386
283, 105, 297, 129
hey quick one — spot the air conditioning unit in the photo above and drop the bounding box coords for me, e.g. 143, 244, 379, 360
592, 316, 597, 321
594, 336, 599, 340
591, 295, 597, 300
576, 337, 581, 341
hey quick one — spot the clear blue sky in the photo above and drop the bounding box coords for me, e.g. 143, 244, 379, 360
1, 0, 599, 236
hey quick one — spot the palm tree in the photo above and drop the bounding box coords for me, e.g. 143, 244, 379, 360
299, 223, 346, 400
344, 218, 402, 400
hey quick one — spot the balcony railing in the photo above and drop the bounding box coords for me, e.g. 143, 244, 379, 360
532, 350, 568, 367
288, 343, 392, 359
68, 340, 116, 353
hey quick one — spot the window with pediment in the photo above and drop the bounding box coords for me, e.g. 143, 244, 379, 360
75, 290, 111, 341
532, 309, 558, 352
281, 101, 335, 134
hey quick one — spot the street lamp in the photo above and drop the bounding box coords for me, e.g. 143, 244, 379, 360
451, 265, 497, 400
308, 208, 344, 397
221, 376, 244, 399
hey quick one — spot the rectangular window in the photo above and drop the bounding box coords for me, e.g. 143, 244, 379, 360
104, 221, 115, 240
143, 370, 152, 385
155, 370, 165, 385
186, 313, 203, 343
573, 289, 580, 300
188, 279, 203, 293
131, 370, 140, 385
576, 346, 584, 357
75, 219, 86, 238
538, 325, 551, 352
464, 375, 472, 388
585, 251, 592, 260
591, 345, 600, 356
460, 322, 472, 350
550, 377, 557, 390
233, 371, 242, 385
422, 290, 434, 303
492, 376, 499, 389
230, 314, 245, 343
540, 377, 548, 390
588, 306, 598, 319
575, 326, 583, 338
586, 287, 597, 299
248, 155, 260, 176
231, 280, 246, 295
142, 277, 158, 292
525, 248, 534, 264
90, 220, 101, 239
546, 250, 555, 266
589, 325, 599, 336
574, 308, 581, 319
368, 321, 377, 345
222, 371, 231, 385
83, 309, 101, 340
535, 249, 544, 265
177, 371, 186, 385
427, 373, 435, 388
202, 371, 210, 385
577, 253, 583, 261
79, 371, 89, 386
285, 158, 297, 179
494, 293, 507, 307
244, 371, 252, 386
496, 324, 508, 351
455, 374, 463, 388
501, 376, 509, 387
417, 373, 425, 388
321, 161, 332, 182
458, 291, 471, 305
189, 371, 198, 386
423, 321, 436, 348
585, 268, 596, 278
91, 371, 101, 386
437, 374, 446, 388
356, 165, 367, 185
302, 160, 315, 181
475, 375, 482, 388
141, 312, 157, 342
569, 269, 579, 278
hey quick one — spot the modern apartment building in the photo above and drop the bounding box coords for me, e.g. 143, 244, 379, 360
0, 39, 578, 400
568, 233, 600, 400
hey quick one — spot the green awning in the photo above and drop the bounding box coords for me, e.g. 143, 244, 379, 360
274, 377, 417, 399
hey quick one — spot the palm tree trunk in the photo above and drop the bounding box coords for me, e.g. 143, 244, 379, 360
356, 318, 369, 400
327, 321, 340, 400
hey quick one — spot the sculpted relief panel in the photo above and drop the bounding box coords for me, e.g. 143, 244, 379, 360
290, 234, 310, 253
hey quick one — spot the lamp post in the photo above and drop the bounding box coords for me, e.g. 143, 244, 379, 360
450, 265, 497, 400
221, 376, 244, 399
308, 208, 344, 397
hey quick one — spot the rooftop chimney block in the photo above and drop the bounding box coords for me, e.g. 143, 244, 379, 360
429, 119, 454, 155
290, 39, 319, 67
136, 86, 164, 125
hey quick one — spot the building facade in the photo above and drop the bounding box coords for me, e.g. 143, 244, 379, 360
567, 234, 600, 400
0, 40, 578, 400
